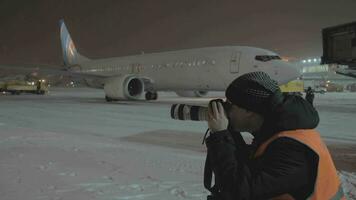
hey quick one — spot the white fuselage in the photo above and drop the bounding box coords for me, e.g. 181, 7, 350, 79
69, 46, 300, 92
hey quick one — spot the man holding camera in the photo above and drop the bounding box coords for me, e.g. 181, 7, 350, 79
204, 71, 345, 200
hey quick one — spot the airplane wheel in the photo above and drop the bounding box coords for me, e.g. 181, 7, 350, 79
105, 95, 113, 102
145, 92, 158, 100
152, 92, 158, 100
145, 92, 152, 100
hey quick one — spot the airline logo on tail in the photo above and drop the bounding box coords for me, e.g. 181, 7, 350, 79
59, 19, 79, 66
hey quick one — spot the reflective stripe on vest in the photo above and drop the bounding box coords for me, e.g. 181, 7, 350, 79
254, 129, 346, 200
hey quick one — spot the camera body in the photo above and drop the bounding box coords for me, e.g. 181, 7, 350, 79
170, 99, 230, 121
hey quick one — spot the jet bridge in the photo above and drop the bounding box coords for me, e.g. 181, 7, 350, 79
321, 21, 356, 78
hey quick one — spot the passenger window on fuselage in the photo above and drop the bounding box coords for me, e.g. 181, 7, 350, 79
255, 55, 281, 62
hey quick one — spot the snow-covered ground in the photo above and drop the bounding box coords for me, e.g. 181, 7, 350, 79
0, 88, 355, 200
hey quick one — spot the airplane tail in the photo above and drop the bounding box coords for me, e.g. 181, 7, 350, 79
59, 19, 90, 66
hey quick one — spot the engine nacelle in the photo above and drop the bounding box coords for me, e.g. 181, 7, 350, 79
175, 91, 209, 97
104, 76, 144, 100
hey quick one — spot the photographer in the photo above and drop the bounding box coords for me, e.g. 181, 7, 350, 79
204, 72, 344, 200
305, 86, 315, 106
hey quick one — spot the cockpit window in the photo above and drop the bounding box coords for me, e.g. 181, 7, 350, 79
255, 55, 281, 62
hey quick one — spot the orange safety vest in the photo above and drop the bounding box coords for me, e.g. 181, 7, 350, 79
254, 129, 346, 200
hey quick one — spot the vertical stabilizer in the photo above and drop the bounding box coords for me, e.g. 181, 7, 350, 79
59, 19, 89, 66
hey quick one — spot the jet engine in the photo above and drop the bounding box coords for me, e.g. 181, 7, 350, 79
104, 76, 144, 100
175, 91, 208, 97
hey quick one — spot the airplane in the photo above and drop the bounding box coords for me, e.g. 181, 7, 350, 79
59, 19, 301, 102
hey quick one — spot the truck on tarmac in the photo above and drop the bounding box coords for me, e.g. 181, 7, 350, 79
0, 80, 48, 95
279, 80, 304, 93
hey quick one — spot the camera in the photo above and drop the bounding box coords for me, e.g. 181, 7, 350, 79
170, 99, 231, 121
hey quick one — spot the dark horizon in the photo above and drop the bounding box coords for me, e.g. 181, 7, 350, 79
1, 0, 356, 66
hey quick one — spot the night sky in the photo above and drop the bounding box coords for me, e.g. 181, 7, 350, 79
1, 0, 356, 66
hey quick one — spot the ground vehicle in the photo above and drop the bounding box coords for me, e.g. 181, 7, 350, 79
325, 82, 344, 92
280, 80, 304, 93
0, 80, 48, 95
346, 83, 356, 92
0, 82, 5, 92
313, 86, 327, 94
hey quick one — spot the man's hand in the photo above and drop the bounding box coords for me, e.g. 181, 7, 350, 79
207, 100, 229, 133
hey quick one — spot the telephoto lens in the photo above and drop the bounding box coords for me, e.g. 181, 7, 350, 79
170, 104, 209, 121
170, 99, 229, 121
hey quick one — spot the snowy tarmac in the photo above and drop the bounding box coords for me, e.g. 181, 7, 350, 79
0, 88, 356, 199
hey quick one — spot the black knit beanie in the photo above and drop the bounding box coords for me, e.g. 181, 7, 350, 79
225, 71, 283, 115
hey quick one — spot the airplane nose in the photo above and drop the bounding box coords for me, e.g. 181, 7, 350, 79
289, 64, 301, 79
279, 62, 301, 84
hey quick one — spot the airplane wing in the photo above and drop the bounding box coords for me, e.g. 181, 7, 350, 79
335, 68, 356, 79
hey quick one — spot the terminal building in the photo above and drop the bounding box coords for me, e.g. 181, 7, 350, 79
294, 58, 356, 92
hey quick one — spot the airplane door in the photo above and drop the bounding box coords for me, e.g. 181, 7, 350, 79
230, 52, 241, 73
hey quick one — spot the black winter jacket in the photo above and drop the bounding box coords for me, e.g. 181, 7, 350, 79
205, 94, 320, 200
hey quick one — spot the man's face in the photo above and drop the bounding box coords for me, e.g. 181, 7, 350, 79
226, 100, 252, 132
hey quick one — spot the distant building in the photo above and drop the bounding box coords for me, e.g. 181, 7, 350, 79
293, 59, 356, 91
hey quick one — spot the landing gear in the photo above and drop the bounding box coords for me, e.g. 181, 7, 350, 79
105, 95, 113, 102
145, 91, 158, 100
